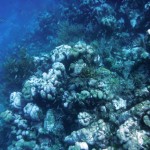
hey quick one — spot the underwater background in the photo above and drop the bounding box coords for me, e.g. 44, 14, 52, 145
0, 0, 57, 107
0, 0, 150, 149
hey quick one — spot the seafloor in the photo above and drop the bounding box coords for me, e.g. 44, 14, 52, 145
0, 0, 150, 150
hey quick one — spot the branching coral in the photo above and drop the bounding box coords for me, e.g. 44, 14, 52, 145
57, 21, 85, 44
3, 48, 35, 90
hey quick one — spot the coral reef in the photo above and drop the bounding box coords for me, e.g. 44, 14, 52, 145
1, 41, 150, 149
1, 0, 150, 149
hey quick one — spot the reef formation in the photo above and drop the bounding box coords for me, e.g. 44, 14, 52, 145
0, 0, 150, 150
1, 40, 150, 149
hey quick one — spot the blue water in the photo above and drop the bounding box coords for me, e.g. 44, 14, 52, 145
0, 0, 57, 60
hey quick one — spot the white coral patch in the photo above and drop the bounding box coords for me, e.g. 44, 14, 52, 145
112, 98, 126, 110
75, 142, 89, 150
